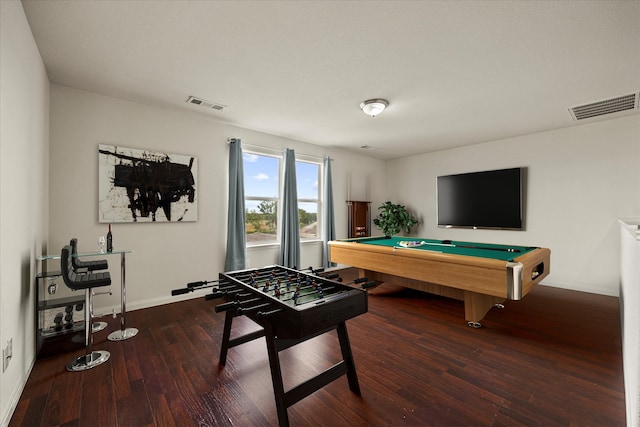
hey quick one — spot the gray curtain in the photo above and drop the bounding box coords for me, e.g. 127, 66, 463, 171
278, 148, 300, 268
224, 139, 246, 271
322, 156, 336, 269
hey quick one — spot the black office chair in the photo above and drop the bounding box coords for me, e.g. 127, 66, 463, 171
70, 238, 111, 332
60, 245, 111, 371
70, 238, 108, 271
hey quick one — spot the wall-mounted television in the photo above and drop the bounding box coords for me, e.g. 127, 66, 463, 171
437, 167, 525, 230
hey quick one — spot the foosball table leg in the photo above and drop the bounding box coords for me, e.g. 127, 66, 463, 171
337, 321, 361, 395
219, 310, 234, 366
263, 324, 289, 427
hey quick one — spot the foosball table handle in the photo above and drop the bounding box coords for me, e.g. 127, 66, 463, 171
187, 280, 208, 288
205, 291, 225, 300
324, 272, 341, 280
256, 308, 283, 319
171, 288, 191, 296
361, 280, 379, 290
214, 301, 239, 313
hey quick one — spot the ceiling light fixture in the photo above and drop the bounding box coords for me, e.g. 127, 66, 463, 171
359, 99, 389, 117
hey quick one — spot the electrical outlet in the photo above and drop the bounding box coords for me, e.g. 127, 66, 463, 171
2, 339, 11, 372
2, 338, 12, 372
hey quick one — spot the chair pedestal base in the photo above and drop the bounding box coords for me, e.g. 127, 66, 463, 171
92, 322, 108, 333
66, 350, 110, 372
108, 327, 138, 341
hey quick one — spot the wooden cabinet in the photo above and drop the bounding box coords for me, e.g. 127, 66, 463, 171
347, 201, 371, 238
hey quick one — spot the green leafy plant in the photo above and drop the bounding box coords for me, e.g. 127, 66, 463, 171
373, 201, 419, 237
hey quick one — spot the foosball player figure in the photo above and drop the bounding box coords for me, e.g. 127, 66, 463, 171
293, 290, 299, 304
317, 285, 323, 298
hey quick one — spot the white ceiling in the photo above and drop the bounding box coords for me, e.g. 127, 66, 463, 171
21, 0, 640, 160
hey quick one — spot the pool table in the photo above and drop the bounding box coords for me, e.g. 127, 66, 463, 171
328, 236, 551, 327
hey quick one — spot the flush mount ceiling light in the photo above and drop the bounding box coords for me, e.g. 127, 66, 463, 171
359, 99, 389, 117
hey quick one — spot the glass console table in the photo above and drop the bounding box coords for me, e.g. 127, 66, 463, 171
38, 249, 138, 341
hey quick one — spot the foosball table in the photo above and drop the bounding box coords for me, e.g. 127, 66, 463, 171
173, 265, 370, 427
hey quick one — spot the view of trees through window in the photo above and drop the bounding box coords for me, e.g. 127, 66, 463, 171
243, 152, 320, 245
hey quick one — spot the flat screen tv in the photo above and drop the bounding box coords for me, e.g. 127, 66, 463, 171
437, 167, 525, 230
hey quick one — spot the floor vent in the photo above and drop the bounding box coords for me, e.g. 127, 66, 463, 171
186, 96, 226, 111
569, 92, 639, 121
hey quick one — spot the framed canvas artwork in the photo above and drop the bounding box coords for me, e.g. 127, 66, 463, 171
98, 144, 198, 223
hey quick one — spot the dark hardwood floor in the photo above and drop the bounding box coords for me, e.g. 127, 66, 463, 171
11, 270, 625, 426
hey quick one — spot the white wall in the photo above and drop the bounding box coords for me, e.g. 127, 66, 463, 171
386, 114, 640, 296
0, 1, 50, 425
619, 219, 640, 427
48, 85, 387, 312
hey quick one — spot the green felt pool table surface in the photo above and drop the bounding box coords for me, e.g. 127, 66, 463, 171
345, 236, 537, 261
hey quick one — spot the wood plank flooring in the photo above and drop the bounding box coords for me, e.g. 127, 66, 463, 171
10, 270, 625, 426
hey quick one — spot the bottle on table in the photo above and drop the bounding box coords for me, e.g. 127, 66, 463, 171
106, 224, 113, 253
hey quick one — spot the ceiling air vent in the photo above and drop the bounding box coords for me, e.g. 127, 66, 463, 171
186, 96, 226, 112
568, 92, 639, 121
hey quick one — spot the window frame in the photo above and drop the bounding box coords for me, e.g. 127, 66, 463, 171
243, 148, 323, 248
295, 157, 322, 243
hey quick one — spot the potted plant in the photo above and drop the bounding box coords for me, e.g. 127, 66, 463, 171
373, 201, 419, 237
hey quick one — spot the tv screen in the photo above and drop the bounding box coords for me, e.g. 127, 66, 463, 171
437, 167, 525, 230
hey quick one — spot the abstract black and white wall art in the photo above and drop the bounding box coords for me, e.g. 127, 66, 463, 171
98, 144, 198, 223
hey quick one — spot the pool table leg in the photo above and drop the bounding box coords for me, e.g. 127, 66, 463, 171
464, 291, 505, 328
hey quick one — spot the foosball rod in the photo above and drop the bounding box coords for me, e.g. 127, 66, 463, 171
214, 299, 273, 315
232, 266, 330, 284
261, 281, 326, 298
281, 286, 337, 302
309, 267, 368, 283
257, 308, 284, 319
242, 274, 324, 294
304, 274, 374, 289
313, 274, 373, 289
306, 267, 372, 284
187, 278, 223, 288
344, 277, 368, 286
235, 270, 284, 279
171, 279, 234, 296
206, 287, 244, 300
304, 266, 346, 280
247, 273, 364, 297
237, 302, 273, 315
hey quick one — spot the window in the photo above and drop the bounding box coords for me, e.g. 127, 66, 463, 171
243, 150, 322, 246
244, 152, 280, 245
296, 160, 320, 241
